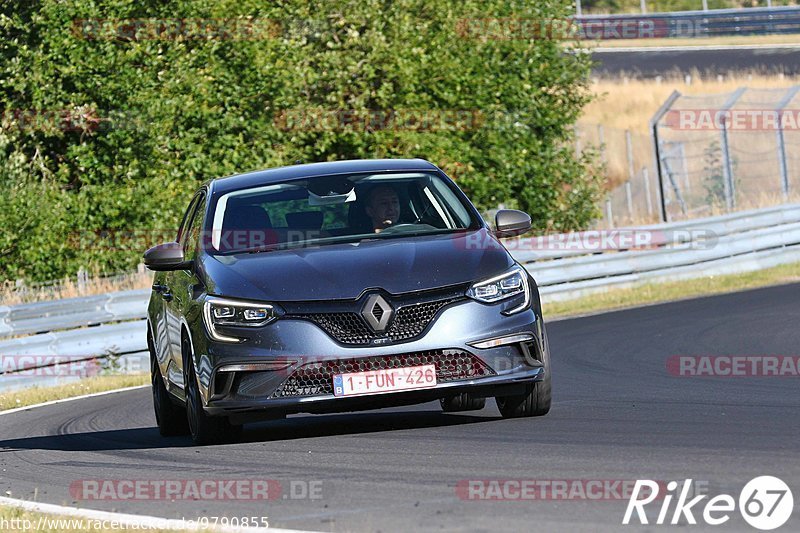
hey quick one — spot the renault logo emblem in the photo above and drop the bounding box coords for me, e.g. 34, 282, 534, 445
362, 294, 393, 332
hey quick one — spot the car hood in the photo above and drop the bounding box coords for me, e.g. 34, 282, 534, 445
201, 228, 514, 301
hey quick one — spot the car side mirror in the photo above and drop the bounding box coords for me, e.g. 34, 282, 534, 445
144, 242, 191, 271
495, 209, 532, 238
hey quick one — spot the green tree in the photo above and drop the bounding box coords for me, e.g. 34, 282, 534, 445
0, 0, 600, 282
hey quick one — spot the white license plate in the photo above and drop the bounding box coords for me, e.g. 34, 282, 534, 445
332, 364, 437, 397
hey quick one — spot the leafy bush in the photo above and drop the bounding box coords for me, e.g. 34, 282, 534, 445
0, 0, 600, 282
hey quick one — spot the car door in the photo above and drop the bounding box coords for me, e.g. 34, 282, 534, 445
150, 268, 171, 372
163, 191, 205, 388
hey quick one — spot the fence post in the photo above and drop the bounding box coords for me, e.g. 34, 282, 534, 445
720, 118, 735, 210
625, 181, 633, 220
15, 279, 27, 297
661, 148, 688, 217
775, 86, 800, 201
642, 167, 653, 218
777, 125, 790, 201
654, 136, 668, 222
77, 267, 88, 294
650, 90, 682, 223
719, 88, 745, 211
605, 199, 614, 229
678, 142, 690, 194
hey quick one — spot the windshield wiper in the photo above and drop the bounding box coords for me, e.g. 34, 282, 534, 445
244, 245, 281, 254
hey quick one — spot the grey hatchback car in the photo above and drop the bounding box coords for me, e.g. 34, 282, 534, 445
145, 159, 551, 445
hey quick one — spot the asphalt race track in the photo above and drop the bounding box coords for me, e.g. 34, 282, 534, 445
592, 46, 800, 77
1, 283, 799, 532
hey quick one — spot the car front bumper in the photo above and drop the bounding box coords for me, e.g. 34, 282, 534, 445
189, 298, 547, 421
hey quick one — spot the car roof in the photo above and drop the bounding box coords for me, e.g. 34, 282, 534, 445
209, 159, 439, 196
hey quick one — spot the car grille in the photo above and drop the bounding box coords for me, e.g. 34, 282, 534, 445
272, 349, 495, 398
300, 296, 463, 345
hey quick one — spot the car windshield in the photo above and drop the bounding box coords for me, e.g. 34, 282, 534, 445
208, 171, 481, 254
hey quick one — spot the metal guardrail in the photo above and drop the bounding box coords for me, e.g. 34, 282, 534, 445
0, 320, 149, 393
0, 320, 146, 359
2, 204, 800, 390
538, 243, 800, 302
528, 222, 800, 286
513, 204, 800, 263
521, 204, 800, 301
0, 289, 149, 339
577, 6, 800, 38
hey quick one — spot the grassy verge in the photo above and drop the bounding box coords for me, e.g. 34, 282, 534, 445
0, 506, 163, 532
544, 260, 800, 319
0, 504, 202, 532
0, 373, 148, 411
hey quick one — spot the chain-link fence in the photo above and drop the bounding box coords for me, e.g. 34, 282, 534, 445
576, 124, 661, 228
582, 85, 800, 228
652, 85, 800, 221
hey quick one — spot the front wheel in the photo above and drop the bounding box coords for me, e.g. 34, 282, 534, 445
150, 333, 189, 436
440, 393, 486, 412
495, 327, 552, 418
183, 338, 242, 445
495, 380, 551, 418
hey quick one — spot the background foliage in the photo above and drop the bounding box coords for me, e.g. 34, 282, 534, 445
1, 0, 599, 282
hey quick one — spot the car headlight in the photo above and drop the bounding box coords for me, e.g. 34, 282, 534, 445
466, 265, 530, 314
203, 296, 281, 342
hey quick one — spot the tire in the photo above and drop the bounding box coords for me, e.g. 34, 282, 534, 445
150, 332, 189, 436
182, 336, 242, 445
495, 326, 552, 418
440, 393, 486, 412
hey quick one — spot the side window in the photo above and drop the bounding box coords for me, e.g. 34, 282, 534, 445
182, 193, 207, 261
176, 194, 201, 244
430, 179, 471, 228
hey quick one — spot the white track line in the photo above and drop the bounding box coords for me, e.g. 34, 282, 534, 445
593, 43, 800, 53
0, 387, 318, 532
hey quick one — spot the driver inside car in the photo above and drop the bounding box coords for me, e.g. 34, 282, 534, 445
364, 185, 401, 233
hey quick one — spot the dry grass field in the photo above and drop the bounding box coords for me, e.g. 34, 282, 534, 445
580, 72, 800, 191
582, 72, 800, 134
